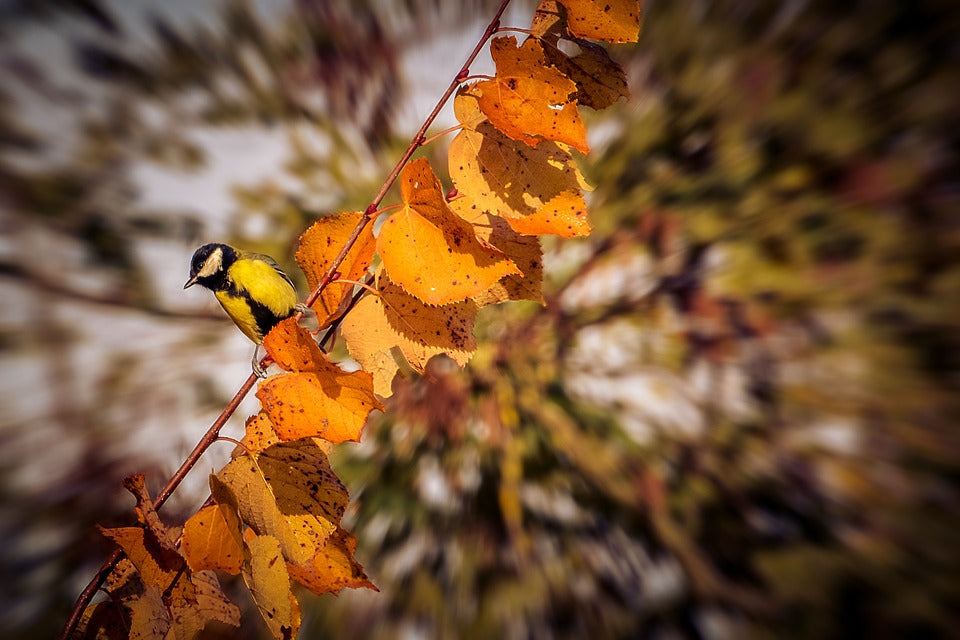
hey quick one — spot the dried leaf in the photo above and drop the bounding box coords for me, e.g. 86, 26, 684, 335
126, 585, 169, 640
98, 527, 186, 597
182, 504, 244, 575
377, 158, 520, 305
475, 36, 588, 153
543, 37, 628, 109
76, 601, 128, 640
243, 534, 301, 640
341, 277, 478, 396
122, 474, 178, 554
296, 212, 375, 328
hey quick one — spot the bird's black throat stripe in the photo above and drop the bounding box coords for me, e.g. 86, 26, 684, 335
236, 287, 291, 340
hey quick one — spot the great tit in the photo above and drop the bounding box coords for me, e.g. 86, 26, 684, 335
184, 243, 300, 375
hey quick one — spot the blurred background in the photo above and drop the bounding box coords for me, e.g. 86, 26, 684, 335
2, 0, 958, 638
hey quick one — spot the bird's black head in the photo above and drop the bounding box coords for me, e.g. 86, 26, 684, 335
184, 243, 238, 290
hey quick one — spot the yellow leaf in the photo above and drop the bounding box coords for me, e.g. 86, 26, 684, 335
341, 277, 478, 397
449, 196, 544, 306
507, 190, 591, 238
476, 36, 589, 153
450, 86, 591, 221
257, 365, 381, 444
213, 440, 345, 566
377, 158, 520, 305
558, 0, 642, 43
182, 505, 244, 575
243, 534, 301, 640
287, 528, 376, 596
296, 212, 375, 328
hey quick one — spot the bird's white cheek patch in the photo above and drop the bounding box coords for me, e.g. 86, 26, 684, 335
199, 247, 223, 278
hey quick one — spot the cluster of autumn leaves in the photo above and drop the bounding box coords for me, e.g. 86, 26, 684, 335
78, 1, 640, 638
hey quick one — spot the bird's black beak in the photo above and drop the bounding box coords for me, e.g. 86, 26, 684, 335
183, 276, 198, 289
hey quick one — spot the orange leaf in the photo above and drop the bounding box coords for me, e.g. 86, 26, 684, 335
257, 358, 381, 443
341, 277, 478, 397
296, 212, 375, 328
558, 0, 642, 43
377, 158, 519, 305
235, 411, 282, 457
182, 505, 245, 575
450, 86, 592, 221
98, 527, 185, 594
507, 190, 591, 238
476, 36, 589, 153
263, 317, 325, 372
287, 528, 376, 596
449, 196, 544, 306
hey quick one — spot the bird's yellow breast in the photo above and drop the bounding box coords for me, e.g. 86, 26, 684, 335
215, 257, 299, 343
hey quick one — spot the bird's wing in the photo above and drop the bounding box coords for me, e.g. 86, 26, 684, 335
246, 252, 296, 289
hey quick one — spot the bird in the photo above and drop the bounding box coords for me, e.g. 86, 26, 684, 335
184, 242, 302, 376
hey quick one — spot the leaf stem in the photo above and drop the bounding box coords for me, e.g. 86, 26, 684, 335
57, 1, 513, 637
421, 123, 464, 147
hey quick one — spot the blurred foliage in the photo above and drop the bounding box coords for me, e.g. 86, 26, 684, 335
310, 1, 960, 639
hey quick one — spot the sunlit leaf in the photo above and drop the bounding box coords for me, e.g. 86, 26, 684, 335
557, 0, 642, 43
341, 276, 478, 396
449, 86, 591, 221
449, 196, 544, 305
182, 504, 244, 575
475, 36, 588, 153
296, 212, 375, 328
377, 158, 520, 305
507, 190, 591, 237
